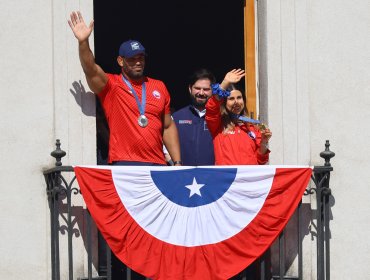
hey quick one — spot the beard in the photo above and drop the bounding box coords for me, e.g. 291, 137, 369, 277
123, 65, 144, 80
190, 94, 209, 108
127, 69, 144, 80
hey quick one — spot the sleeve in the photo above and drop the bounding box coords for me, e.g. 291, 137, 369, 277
205, 95, 223, 138
161, 82, 171, 115
253, 126, 270, 165
97, 74, 114, 106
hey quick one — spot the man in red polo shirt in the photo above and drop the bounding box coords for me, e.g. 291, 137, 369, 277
68, 11, 181, 166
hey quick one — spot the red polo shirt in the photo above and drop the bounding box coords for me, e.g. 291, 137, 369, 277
98, 74, 171, 164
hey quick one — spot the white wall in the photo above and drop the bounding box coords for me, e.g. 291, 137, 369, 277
0, 0, 95, 279
260, 0, 370, 278
309, 1, 370, 279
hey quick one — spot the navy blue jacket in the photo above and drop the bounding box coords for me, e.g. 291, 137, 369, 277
172, 105, 215, 166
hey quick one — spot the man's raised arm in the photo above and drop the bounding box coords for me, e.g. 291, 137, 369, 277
68, 11, 107, 94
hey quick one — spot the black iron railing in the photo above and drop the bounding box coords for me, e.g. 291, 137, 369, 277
43, 140, 334, 280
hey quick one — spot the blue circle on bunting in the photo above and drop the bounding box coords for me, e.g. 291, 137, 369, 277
151, 168, 237, 207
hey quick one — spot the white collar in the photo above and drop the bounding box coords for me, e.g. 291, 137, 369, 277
191, 106, 206, 118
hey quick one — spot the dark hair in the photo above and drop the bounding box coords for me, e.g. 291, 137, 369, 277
220, 85, 249, 132
188, 68, 216, 87
224, 84, 247, 115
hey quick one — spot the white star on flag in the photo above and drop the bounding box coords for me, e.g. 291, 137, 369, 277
185, 178, 205, 197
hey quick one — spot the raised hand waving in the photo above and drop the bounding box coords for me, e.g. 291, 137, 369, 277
68, 11, 94, 43
224, 69, 245, 84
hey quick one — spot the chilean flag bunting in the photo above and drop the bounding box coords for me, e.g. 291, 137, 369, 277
74, 165, 312, 279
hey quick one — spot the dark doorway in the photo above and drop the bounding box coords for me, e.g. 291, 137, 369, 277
94, 0, 245, 165
93, 0, 245, 110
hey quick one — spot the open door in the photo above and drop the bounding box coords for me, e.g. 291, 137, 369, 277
244, 0, 258, 119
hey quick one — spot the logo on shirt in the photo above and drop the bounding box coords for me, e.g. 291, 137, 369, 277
247, 131, 256, 140
152, 90, 161, 99
204, 123, 209, 131
179, 120, 192, 125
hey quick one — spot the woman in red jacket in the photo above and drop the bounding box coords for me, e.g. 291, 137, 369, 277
205, 69, 272, 165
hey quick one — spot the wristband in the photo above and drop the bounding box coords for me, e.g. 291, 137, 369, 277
211, 83, 230, 98
173, 160, 182, 165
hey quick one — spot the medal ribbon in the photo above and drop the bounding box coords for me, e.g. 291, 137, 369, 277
232, 114, 261, 124
121, 75, 146, 117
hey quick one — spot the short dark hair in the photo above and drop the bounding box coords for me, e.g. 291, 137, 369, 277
188, 69, 216, 87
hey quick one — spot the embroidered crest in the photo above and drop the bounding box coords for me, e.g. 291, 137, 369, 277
130, 42, 141, 50
152, 90, 161, 99
247, 131, 256, 140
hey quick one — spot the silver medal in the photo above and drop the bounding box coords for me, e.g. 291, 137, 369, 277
138, 115, 148, 127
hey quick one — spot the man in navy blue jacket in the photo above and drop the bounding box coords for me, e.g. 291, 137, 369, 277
170, 69, 216, 166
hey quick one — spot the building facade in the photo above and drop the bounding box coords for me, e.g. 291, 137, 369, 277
0, 0, 369, 279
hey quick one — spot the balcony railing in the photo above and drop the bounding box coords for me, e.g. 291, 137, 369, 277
43, 140, 334, 280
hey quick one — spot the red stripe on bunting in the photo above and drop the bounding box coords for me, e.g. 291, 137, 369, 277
74, 167, 312, 280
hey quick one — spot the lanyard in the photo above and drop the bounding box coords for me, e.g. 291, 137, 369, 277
232, 114, 261, 124
121, 75, 146, 116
